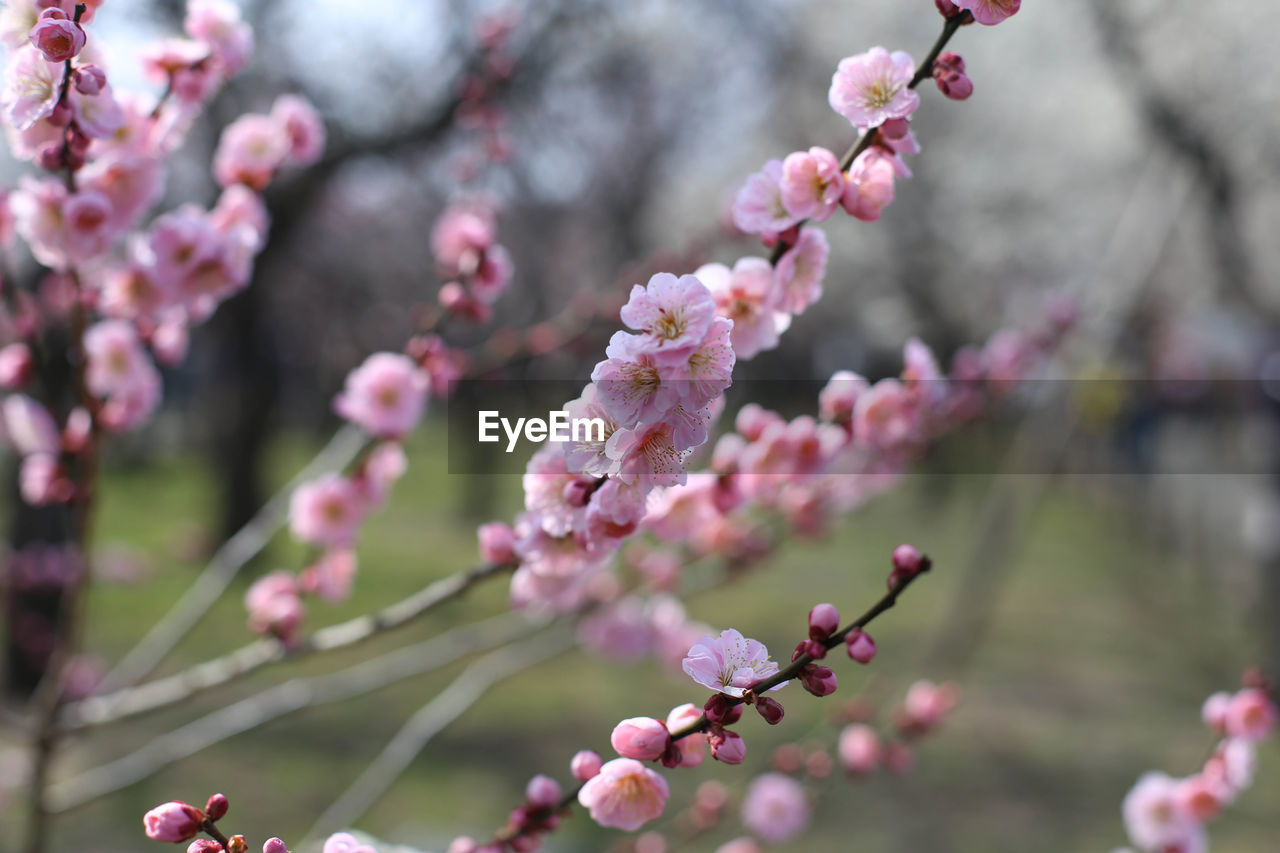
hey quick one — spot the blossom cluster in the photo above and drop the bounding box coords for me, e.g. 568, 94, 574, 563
0, 0, 323, 510
144, 791, 289, 853
1119, 677, 1277, 853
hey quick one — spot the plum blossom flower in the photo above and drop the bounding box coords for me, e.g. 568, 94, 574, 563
213, 113, 290, 190
829, 47, 920, 130
611, 717, 670, 761
619, 273, 717, 366
244, 570, 304, 643
1224, 688, 1277, 742
697, 258, 788, 361
185, 0, 253, 75
577, 758, 670, 831
774, 227, 828, 316
732, 159, 799, 235
289, 474, 364, 548
682, 628, 781, 697
29, 9, 85, 63
1122, 772, 1200, 852
838, 724, 881, 774
333, 352, 429, 439
592, 332, 677, 429
271, 93, 324, 165
954, 0, 1022, 26
741, 773, 810, 843
842, 148, 897, 222
780, 147, 845, 221
2, 45, 61, 130
142, 801, 203, 843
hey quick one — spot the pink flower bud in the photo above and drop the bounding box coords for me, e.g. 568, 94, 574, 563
525, 774, 562, 807
571, 749, 603, 781
262, 841, 288, 853
447, 838, 478, 853
891, 544, 924, 576
793, 639, 826, 661
29, 14, 86, 63
0, 343, 34, 389
611, 717, 671, 761
879, 118, 911, 140
800, 664, 838, 697
703, 694, 743, 726
143, 801, 204, 843
203, 793, 228, 821
477, 521, 517, 565
846, 629, 877, 664
708, 729, 746, 765
188, 841, 223, 853
936, 70, 974, 100
838, 724, 881, 775
1224, 688, 1278, 742
808, 603, 840, 640
72, 64, 106, 95
36, 143, 65, 171
1202, 691, 1231, 733
755, 696, 785, 724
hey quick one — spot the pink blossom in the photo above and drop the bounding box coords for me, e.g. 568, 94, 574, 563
732, 159, 799, 235
262, 840, 288, 853
1122, 772, 1200, 852
289, 474, 364, 548
20, 452, 69, 505
577, 758, 669, 832
610, 717, 670, 761
709, 727, 747, 764
478, 521, 518, 565
933, 52, 974, 100
845, 628, 876, 664
819, 370, 868, 425
2, 46, 61, 130
829, 47, 920, 130
67, 83, 126, 140
0, 343, 33, 389
298, 549, 358, 602
80, 153, 165, 237
853, 378, 918, 449
682, 628, 781, 697
740, 773, 810, 843
351, 440, 406, 510
9, 177, 70, 268
900, 680, 959, 731
470, 242, 512, 304
780, 147, 845, 221
666, 703, 707, 767
842, 148, 897, 221
522, 445, 593, 536
334, 352, 429, 439
2, 394, 59, 455
1202, 691, 1231, 733
619, 273, 717, 365
1173, 774, 1225, 823
210, 184, 269, 248
322, 833, 377, 853
29, 10, 85, 63
244, 570, 304, 643
657, 317, 735, 416
525, 774, 562, 807
271, 94, 325, 165
1223, 688, 1277, 742
697, 258, 787, 361
83, 320, 151, 398
774, 227, 828, 315
562, 383, 620, 477
62, 189, 116, 262
591, 333, 677, 429
430, 202, 495, 276
143, 801, 203, 843
838, 724, 881, 774
571, 750, 603, 782
954, 0, 1021, 26
213, 113, 290, 190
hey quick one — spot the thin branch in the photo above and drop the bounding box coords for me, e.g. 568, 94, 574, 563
58, 562, 514, 730
97, 424, 369, 694
302, 626, 576, 844
44, 612, 537, 812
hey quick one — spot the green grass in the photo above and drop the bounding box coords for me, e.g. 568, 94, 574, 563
8, 428, 1278, 852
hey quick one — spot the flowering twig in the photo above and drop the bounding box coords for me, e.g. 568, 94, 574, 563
58, 562, 514, 730
45, 611, 537, 812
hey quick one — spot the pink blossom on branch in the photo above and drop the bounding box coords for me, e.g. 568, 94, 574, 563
828, 47, 920, 131
954, 0, 1022, 26
682, 629, 782, 698
333, 352, 430, 439
577, 758, 670, 831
